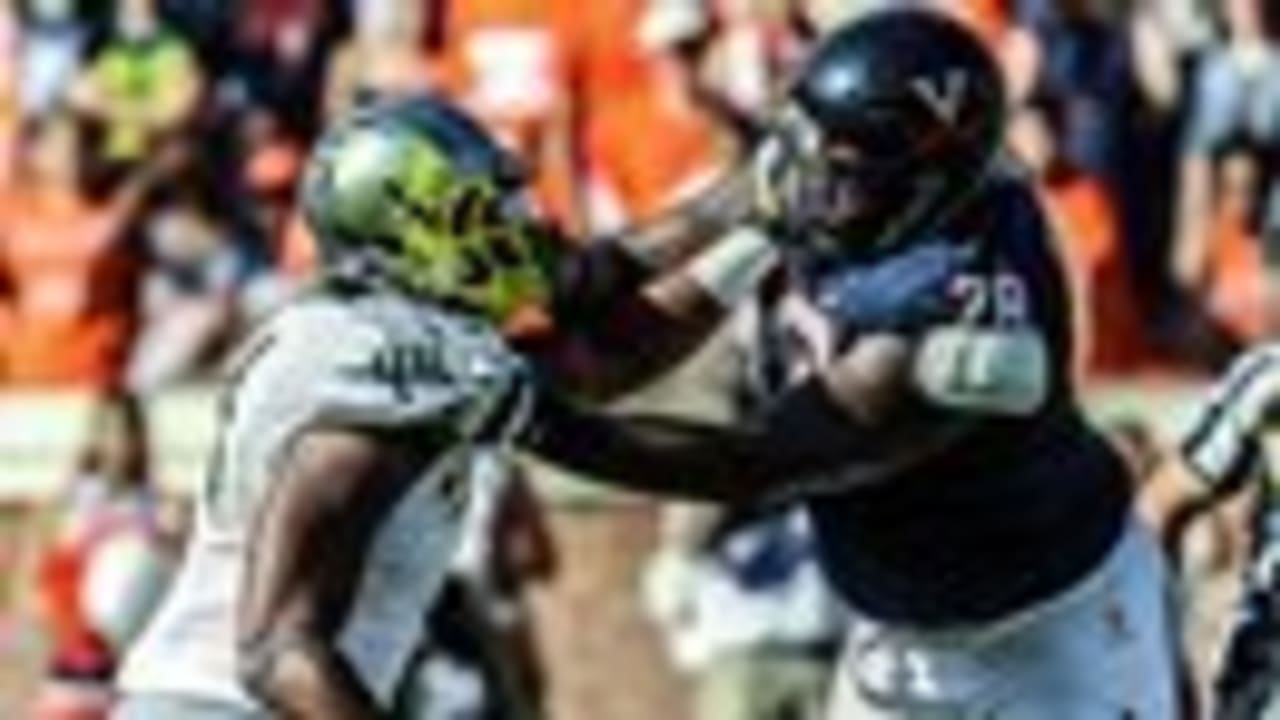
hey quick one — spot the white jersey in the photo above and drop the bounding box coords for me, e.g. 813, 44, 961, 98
119, 289, 529, 711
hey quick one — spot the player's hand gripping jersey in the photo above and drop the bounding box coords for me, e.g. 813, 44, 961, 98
118, 288, 528, 711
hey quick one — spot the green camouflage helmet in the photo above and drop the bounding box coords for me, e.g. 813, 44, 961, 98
301, 95, 556, 322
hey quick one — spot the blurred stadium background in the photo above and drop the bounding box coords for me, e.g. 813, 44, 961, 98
0, 0, 1271, 718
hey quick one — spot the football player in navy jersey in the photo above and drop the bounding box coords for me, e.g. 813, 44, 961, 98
524, 8, 1181, 717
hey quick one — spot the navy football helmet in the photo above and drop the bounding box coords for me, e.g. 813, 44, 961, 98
768, 8, 1007, 266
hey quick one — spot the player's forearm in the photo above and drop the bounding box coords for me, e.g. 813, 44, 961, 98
553, 165, 766, 321
526, 378, 944, 504
529, 285, 724, 401
241, 633, 385, 720
607, 166, 758, 271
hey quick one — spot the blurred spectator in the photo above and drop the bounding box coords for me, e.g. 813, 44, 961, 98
1130, 0, 1214, 63
1173, 0, 1280, 301
18, 0, 86, 120
643, 504, 842, 720
641, 0, 813, 147
0, 0, 18, 91
802, 0, 866, 29
30, 391, 174, 720
1119, 0, 1188, 313
683, 0, 812, 132
235, 112, 308, 295
158, 0, 236, 75
203, 0, 334, 294
324, 0, 436, 119
959, 0, 1014, 40
1202, 146, 1270, 341
69, 0, 200, 175
202, 0, 331, 252
0, 0, 20, 187
432, 0, 580, 232
1019, 0, 1239, 370
222, 0, 334, 140
579, 0, 730, 233
0, 114, 156, 389
839, 1, 1045, 104
1127, 0, 1184, 113
1010, 97, 1149, 379
126, 174, 283, 392
1023, 0, 1132, 182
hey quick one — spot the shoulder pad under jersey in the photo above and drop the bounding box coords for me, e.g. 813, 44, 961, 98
234, 294, 526, 435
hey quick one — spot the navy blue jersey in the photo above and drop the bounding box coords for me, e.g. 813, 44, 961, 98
779, 172, 1133, 626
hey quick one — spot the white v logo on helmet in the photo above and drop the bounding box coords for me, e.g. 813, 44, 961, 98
911, 70, 969, 125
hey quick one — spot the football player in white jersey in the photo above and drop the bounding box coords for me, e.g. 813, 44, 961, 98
114, 95, 780, 719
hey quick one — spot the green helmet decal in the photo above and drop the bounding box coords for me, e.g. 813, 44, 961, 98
303, 96, 555, 323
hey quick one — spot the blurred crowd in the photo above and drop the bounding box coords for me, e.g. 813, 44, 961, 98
2, 0, 1279, 718
0, 0, 1269, 394
1, 0, 1277, 396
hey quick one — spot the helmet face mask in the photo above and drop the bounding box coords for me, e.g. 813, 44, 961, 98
302, 96, 556, 323
773, 102, 934, 272
782, 113, 913, 236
